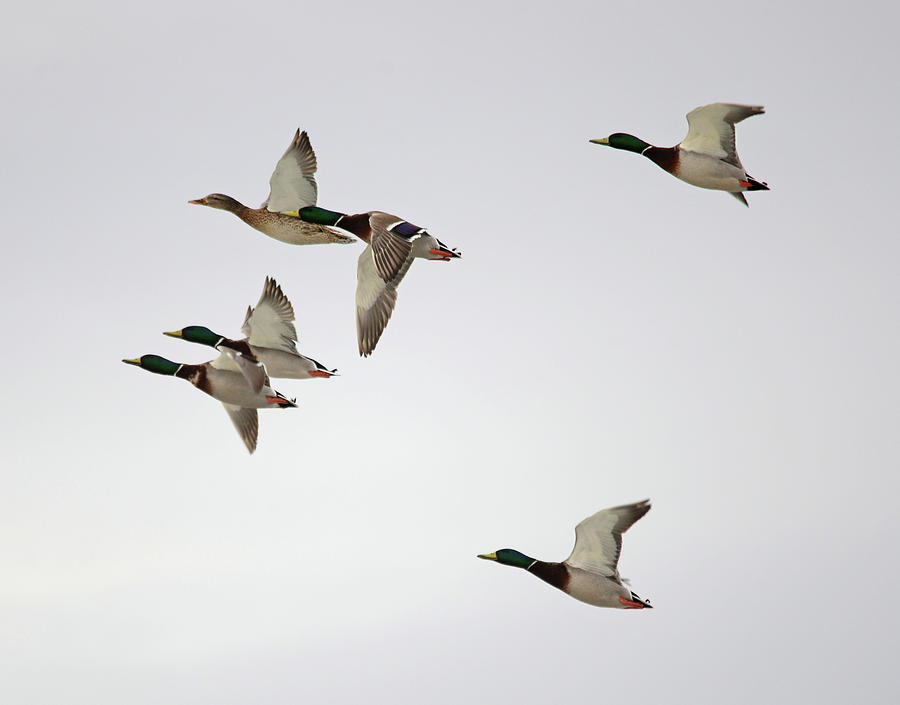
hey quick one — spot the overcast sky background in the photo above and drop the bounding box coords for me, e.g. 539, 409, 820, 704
3, 1, 899, 703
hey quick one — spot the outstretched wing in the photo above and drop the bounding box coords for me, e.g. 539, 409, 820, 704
241, 277, 299, 354
356, 245, 399, 357
354, 213, 430, 356
565, 500, 651, 580
262, 129, 319, 213
222, 404, 259, 454
680, 103, 764, 167
369, 213, 417, 283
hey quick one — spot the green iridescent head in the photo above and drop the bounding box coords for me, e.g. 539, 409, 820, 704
590, 133, 651, 154
164, 326, 223, 348
477, 548, 536, 569
122, 354, 183, 376
297, 205, 346, 226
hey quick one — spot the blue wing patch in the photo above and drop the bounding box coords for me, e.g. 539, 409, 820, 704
390, 221, 423, 239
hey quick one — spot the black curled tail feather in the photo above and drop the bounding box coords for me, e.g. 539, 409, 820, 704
745, 176, 769, 191
273, 392, 297, 408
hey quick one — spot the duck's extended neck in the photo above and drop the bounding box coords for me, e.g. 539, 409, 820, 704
223, 197, 250, 213
175, 363, 203, 381
528, 561, 569, 591
175, 363, 209, 394
643, 146, 679, 174
298, 206, 371, 241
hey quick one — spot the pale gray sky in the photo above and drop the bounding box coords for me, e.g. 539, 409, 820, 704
3, 1, 899, 703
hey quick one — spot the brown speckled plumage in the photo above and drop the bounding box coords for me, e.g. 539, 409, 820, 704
235, 204, 354, 245
189, 128, 355, 245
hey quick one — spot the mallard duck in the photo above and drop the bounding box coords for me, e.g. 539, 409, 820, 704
591, 103, 769, 206
189, 129, 355, 244
478, 500, 653, 609
164, 277, 337, 385
294, 206, 461, 356
122, 354, 297, 453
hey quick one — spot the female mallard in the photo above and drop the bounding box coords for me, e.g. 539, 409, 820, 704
122, 354, 297, 453
295, 207, 461, 357
591, 103, 769, 206
164, 277, 337, 387
189, 129, 355, 244
478, 500, 653, 609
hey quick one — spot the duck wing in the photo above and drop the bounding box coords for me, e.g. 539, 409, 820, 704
355, 246, 401, 357
565, 500, 651, 581
354, 215, 421, 356
222, 404, 259, 454
261, 129, 319, 213
215, 344, 266, 393
241, 276, 299, 354
680, 103, 764, 168
208, 339, 267, 393
369, 212, 420, 281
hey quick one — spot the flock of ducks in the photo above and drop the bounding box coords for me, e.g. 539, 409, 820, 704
124, 103, 768, 608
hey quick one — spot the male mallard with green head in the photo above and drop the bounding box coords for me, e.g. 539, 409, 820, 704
189, 129, 354, 244
591, 103, 769, 206
165, 276, 338, 385
122, 354, 297, 453
478, 500, 653, 609
294, 207, 461, 357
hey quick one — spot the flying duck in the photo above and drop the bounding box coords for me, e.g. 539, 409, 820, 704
295, 206, 460, 357
478, 500, 653, 609
164, 277, 337, 388
189, 129, 355, 244
591, 103, 768, 205
122, 354, 296, 453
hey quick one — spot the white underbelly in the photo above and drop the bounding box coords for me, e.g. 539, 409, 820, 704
565, 568, 630, 608
676, 151, 745, 191
253, 217, 349, 245
203, 369, 272, 407
254, 348, 314, 378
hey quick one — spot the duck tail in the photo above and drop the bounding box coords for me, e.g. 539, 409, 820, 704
744, 176, 769, 191
267, 391, 297, 408
629, 591, 653, 609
